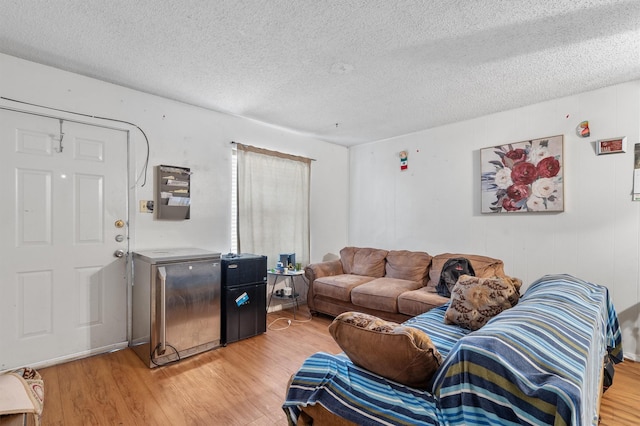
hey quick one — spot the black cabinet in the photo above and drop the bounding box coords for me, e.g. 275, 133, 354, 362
222, 282, 267, 344
220, 254, 267, 345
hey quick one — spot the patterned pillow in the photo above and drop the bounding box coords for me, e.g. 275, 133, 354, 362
328, 312, 443, 388
502, 275, 523, 292
444, 275, 521, 330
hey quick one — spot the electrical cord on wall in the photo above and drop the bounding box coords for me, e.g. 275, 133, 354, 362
0, 96, 150, 187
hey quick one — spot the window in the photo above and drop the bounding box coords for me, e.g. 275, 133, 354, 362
232, 143, 310, 269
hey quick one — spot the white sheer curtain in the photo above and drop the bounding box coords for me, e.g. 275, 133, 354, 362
236, 144, 310, 269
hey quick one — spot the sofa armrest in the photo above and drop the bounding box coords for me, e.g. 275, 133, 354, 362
305, 259, 344, 311
305, 259, 344, 282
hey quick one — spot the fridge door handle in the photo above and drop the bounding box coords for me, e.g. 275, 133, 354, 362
158, 266, 167, 355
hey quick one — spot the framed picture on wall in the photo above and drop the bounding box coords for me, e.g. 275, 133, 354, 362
596, 137, 627, 155
481, 135, 564, 213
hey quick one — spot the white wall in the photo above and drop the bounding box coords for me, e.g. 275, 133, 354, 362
4, 53, 637, 360
0, 53, 349, 264
349, 81, 640, 361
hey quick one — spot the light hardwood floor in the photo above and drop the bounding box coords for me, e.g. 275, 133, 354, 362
37, 306, 639, 425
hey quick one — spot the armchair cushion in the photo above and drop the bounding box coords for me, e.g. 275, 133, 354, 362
328, 312, 443, 389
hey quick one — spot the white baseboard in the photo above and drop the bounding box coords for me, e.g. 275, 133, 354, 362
2, 342, 129, 372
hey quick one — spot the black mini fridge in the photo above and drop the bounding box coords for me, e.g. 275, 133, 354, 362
221, 253, 267, 344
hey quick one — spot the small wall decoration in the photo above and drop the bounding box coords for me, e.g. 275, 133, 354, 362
596, 137, 627, 155
577, 120, 590, 138
399, 150, 408, 170
481, 135, 564, 213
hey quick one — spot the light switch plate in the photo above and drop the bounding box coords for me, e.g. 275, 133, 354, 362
139, 200, 154, 213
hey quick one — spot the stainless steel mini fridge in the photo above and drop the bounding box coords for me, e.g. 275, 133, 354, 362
131, 248, 221, 367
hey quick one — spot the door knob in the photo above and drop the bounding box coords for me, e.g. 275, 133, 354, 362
114, 249, 125, 258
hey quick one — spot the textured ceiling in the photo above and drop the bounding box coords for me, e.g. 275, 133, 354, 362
1, 0, 639, 146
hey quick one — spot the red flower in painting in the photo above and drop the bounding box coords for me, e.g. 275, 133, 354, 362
511, 162, 538, 185
536, 156, 560, 178
506, 184, 530, 201
502, 149, 527, 168
501, 198, 521, 211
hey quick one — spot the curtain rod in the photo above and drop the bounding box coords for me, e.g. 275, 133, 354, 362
231, 141, 316, 162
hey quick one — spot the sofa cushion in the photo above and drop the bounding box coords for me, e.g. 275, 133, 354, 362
426, 253, 505, 292
340, 247, 388, 277
385, 250, 432, 284
351, 277, 423, 313
328, 311, 443, 389
397, 288, 450, 317
444, 274, 521, 330
313, 274, 375, 302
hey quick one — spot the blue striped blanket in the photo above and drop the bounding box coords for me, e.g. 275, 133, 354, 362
284, 274, 623, 425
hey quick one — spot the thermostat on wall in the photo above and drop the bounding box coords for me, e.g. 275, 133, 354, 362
596, 137, 627, 155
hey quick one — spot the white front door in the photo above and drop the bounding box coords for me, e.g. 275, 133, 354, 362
0, 109, 129, 370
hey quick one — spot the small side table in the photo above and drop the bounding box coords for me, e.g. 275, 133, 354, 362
267, 270, 305, 319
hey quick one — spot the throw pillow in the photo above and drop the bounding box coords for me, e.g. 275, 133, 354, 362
444, 275, 521, 330
502, 275, 523, 292
328, 312, 443, 388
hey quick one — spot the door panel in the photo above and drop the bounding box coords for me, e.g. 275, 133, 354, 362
0, 110, 129, 370
17, 168, 52, 246
18, 270, 53, 337
76, 173, 104, 243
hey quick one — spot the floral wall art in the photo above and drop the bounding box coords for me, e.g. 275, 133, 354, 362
481, 135, 564, 213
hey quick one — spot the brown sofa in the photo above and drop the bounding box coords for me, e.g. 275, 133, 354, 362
305, 247, 506, 322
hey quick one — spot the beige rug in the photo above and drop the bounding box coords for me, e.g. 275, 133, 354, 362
0, 368, 43, 426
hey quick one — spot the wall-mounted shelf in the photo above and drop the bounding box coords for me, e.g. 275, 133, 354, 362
156, 165, 191, 220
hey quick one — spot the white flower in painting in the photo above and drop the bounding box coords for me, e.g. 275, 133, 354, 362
529, 145, 550, 165
532, 178, 555, 198
526, 196, 545, 211
494, 168, 513, 189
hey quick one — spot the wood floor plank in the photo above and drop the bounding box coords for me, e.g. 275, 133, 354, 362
35, 306, 638, 425
599, 359, 640, 426
106, 349, 172, 425
37, 366, 63, 426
